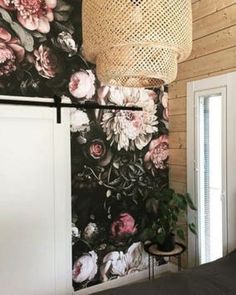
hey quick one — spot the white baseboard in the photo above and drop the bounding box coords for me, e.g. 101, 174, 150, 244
74, 262, 177, 295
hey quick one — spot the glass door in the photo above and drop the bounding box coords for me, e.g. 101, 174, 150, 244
195, 89, 227, 264
187, 72, 236, 267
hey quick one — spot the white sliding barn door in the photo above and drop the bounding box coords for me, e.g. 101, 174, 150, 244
0, 97, 72, 295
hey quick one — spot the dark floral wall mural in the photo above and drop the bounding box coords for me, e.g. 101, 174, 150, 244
71, 86, 169, 290
0, 0, 169, 291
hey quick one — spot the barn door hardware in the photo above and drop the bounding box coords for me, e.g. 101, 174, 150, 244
0, 95, 143, 124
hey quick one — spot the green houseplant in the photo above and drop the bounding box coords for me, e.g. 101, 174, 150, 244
146, 188, 197, 251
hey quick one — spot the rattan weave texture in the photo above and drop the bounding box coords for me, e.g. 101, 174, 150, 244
83, 0, 192, 88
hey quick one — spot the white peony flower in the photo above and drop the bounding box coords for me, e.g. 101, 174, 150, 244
83, 222, 98, 240
70, 109, 90, 133
69, 70, 96, 99
161, 92, 168, 108
97, 84, 110, 104
102, 87, 158, 151
161, 91, 169, 121
72, 223, 80, 245
100, 242, 149, 281
72, 251, 98, 283
72, 223, 80, 238
57, 32, 78, 56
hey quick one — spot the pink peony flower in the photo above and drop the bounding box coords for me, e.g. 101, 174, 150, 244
144, 135, 169, 175
0, 0, 14, 9
0, 0, 56, 33
69, 70, 96, 100
111, 213, 137, 239
0, 27, 25, 76
72, 251, 98, 283
34, 45, 59, 79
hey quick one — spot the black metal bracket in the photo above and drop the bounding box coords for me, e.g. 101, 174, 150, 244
0, 95, 143, 124
54, 95, 62, 124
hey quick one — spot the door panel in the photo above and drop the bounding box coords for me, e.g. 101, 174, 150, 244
187, 72, 236, 265
0, 98, 72, 295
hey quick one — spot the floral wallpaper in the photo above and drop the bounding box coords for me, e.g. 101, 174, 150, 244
0, 0, 169, 291
71, 86, 169, 291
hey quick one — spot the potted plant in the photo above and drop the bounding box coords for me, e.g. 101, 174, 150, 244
145, 188, 197, 252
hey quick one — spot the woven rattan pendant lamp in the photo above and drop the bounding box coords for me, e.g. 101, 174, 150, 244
82, 0, 192, 88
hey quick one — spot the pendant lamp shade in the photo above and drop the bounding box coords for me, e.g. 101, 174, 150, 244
82, 0, 192, 88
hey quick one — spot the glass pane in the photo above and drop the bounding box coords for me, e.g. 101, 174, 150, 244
198, 93, 223, 264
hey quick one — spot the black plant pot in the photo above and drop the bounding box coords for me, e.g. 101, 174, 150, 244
157, 233, 175, 252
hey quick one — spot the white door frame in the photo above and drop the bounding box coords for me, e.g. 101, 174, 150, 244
187, 72, 236, 267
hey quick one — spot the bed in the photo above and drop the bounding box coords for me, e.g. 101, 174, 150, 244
94, 250, 236, 295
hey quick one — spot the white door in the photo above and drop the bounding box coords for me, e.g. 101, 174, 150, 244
187, 72, 236, 266
0, 97, 72, 295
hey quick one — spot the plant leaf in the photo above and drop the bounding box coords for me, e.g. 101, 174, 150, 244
156, 230, 166, 244
0, 8, 12, 23
0, 8, 34, 52
113, 162, 119, 169
56, 0, 72, 12
176, 228, 185, 241
186, 193, 197, 210
52, 21, 75, 34
10, 22, 34, 52
109, 177, 121, 186
54, 11, 70, 22
135, 163, 145, 173
189, 223, 197, 235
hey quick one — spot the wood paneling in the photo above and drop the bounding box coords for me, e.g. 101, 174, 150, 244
192, 0, 236, 21
193, 4, 236, 40
169, 115, 186, 132
169, 149, 186, 166
169, 3, 236, 255
169, 67, 236, 99
169, 132, 186, 149
177, 47, 236, 81
169, 181, 187, 194
169, 98, 186, 115
188, 25, 236, 61
169, 165, 187, 183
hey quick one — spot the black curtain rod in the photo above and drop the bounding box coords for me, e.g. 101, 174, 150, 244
0, 96, 143, 124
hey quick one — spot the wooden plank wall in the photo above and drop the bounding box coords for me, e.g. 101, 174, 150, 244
168, 0, 236, 266
169, 0, 236, 194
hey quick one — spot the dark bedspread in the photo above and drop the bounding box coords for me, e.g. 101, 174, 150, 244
94, 250, 236, 295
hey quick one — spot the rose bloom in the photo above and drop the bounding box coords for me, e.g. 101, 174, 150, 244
0, 27, 25, 76
34, 45, 59, 79
85, 138, 112, 167
144, 135, 169, 175
69, 70, 96, 100
72, 251, 98, 283
111, 213, 137, 239
0, 0, 56, 33
89, 139, 106, 160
